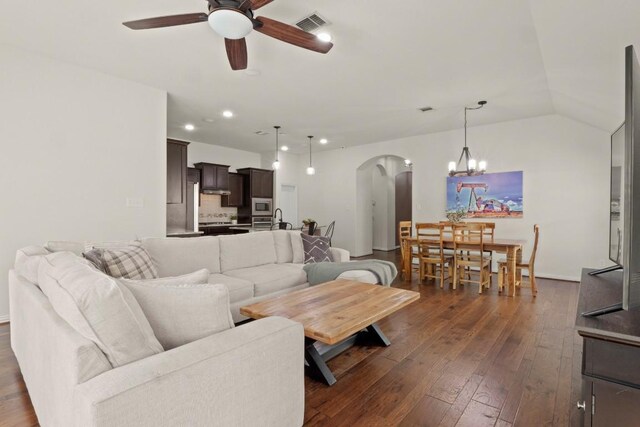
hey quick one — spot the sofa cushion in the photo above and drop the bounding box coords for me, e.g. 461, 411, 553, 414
37, 252, 163, 367
301, 235, 334, 263
119, 272, 233, 350
141, 237, 221, 276
272, 230, 294, 263
208, 274, 254, 303
15, 246, 50, 284
100, 244, 158, 280
225, 264, 308, 297
219, 232, 277, 272
290, 231, 304, 264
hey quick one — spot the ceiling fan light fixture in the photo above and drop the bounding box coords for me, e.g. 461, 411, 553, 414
208, 9, 253, 40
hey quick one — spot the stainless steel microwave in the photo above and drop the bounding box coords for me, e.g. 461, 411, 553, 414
252, 198, 273, 216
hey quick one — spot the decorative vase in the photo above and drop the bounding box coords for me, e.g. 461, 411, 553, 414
231, 219, 237, 225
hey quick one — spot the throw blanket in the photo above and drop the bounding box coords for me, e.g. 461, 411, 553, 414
303, 260, 398, 286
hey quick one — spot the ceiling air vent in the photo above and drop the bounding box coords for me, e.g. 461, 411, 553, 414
296, 12, 329, 32
254, 130, 269, 136
418, 106, 434, 112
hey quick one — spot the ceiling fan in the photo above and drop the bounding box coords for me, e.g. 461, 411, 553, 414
123, 0, 334, 71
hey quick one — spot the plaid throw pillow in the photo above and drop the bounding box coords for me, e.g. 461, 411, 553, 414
100, 245, 158, 280
301, 234, 334, 264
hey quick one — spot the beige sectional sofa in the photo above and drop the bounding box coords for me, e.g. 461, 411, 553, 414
9, 230, 376, 427
140, 230, 377, 322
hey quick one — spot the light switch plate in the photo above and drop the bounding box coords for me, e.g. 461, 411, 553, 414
126, 197, 144, 208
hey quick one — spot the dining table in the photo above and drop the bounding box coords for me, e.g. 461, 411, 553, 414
401, 236, 527, 297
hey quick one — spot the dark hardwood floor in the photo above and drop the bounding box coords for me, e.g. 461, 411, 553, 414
304, 250, 582, 426
0, 249, 582, 427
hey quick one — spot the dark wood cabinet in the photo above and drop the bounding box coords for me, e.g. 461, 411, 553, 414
194, 162, 230, 193
187, 167, 200, 184
166, 139, 190, 233
251, 169, 274, 198
236, 168, 274, 199
222, 172, 244, 207
167, 140, 188, 204
575, 269, 640, 426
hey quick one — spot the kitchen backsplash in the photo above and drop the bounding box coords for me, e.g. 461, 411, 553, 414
199, 194, 238, 222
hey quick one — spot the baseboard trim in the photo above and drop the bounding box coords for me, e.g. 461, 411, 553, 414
0, 314, 9, 324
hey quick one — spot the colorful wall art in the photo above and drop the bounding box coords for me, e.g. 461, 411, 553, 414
446, 171, 523, 218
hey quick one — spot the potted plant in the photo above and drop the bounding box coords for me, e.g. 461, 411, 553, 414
230, 214, 238, 225
445, 209, 467, 224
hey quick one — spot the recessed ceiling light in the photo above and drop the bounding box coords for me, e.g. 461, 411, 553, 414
222, 110, 234, 118
317, 32, 332, 43
319, 138, 328, 144
281, 146, 289, 151
184, 123, 195, 131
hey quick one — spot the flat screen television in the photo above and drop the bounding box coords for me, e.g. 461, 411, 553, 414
584, 45, 640, 316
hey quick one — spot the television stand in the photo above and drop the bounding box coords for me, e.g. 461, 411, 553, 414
575, 268, 640, 425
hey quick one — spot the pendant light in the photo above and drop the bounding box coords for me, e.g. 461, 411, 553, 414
306, 135, 316, 175
272, 125, 281, 170
448, 101, 488, 176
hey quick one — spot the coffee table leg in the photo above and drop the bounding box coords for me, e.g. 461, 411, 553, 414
363, 323, 391, 347
305, 339, 337, 386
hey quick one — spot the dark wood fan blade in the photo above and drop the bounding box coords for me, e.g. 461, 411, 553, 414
225, 38, 248, 70
123, 13, 208, 30
254, 16, 333, 53
238, 0, 274, 11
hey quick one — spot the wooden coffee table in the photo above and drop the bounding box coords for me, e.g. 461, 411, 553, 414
240, 279, 420, 385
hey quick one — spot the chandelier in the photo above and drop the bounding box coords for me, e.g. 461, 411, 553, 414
448, 100, 488, 177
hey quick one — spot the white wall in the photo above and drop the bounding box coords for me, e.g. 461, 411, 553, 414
188, 141, 261, 171
0, 47, 168, 321
298, 115, 610, 281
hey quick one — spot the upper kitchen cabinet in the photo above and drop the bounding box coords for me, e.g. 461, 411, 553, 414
237, 168, 274, 199
167, 140, 188, 204
222, 172, 244, 207
194, 162, 230, 194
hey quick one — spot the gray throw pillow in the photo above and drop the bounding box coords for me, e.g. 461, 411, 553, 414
100, 244, 158, 280
301, 234, 334, 264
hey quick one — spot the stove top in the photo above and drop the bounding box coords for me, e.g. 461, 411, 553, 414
199, 221, 232, 226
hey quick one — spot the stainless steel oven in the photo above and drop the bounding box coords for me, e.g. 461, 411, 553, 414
252, 198, 273, 216
251, 216, 273, 229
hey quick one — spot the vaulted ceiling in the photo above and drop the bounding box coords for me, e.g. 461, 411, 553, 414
2, 1, 638, 153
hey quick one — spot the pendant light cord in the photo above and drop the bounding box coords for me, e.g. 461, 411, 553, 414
308, 136, 313, 167
274, 125, 280, 162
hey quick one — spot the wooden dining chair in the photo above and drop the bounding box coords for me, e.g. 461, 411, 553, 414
498, 224, 539, 296
324, 221, 335, 246
416, 223, 453, 288
398, 221, 417, 280
452, 223, 492, 293
468, 221, 496, 284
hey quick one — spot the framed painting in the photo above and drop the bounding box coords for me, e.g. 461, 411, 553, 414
446, 171, 523, 218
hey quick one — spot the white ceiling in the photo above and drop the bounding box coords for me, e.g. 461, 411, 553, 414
2, 0, 639, 153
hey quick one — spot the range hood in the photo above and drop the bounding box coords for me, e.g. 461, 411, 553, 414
202, 189, 231, 195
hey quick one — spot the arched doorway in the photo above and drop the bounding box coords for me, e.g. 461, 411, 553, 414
355, 155, 412, 257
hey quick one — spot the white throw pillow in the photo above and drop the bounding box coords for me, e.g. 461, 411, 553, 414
37, 252, 164, 367
14, 246, 51, 284
119, 270, 234, 350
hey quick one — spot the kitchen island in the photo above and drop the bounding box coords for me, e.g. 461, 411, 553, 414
228, 226, 270, 233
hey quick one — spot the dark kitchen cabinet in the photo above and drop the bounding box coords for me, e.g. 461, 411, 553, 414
167, 140, 188, 204
222, 172, 244, 207
167, 139, 189, 233
194, 163, 230, 193
187, 167, 200, 184
237, 168, 274, 199
251, 169, 273, 198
